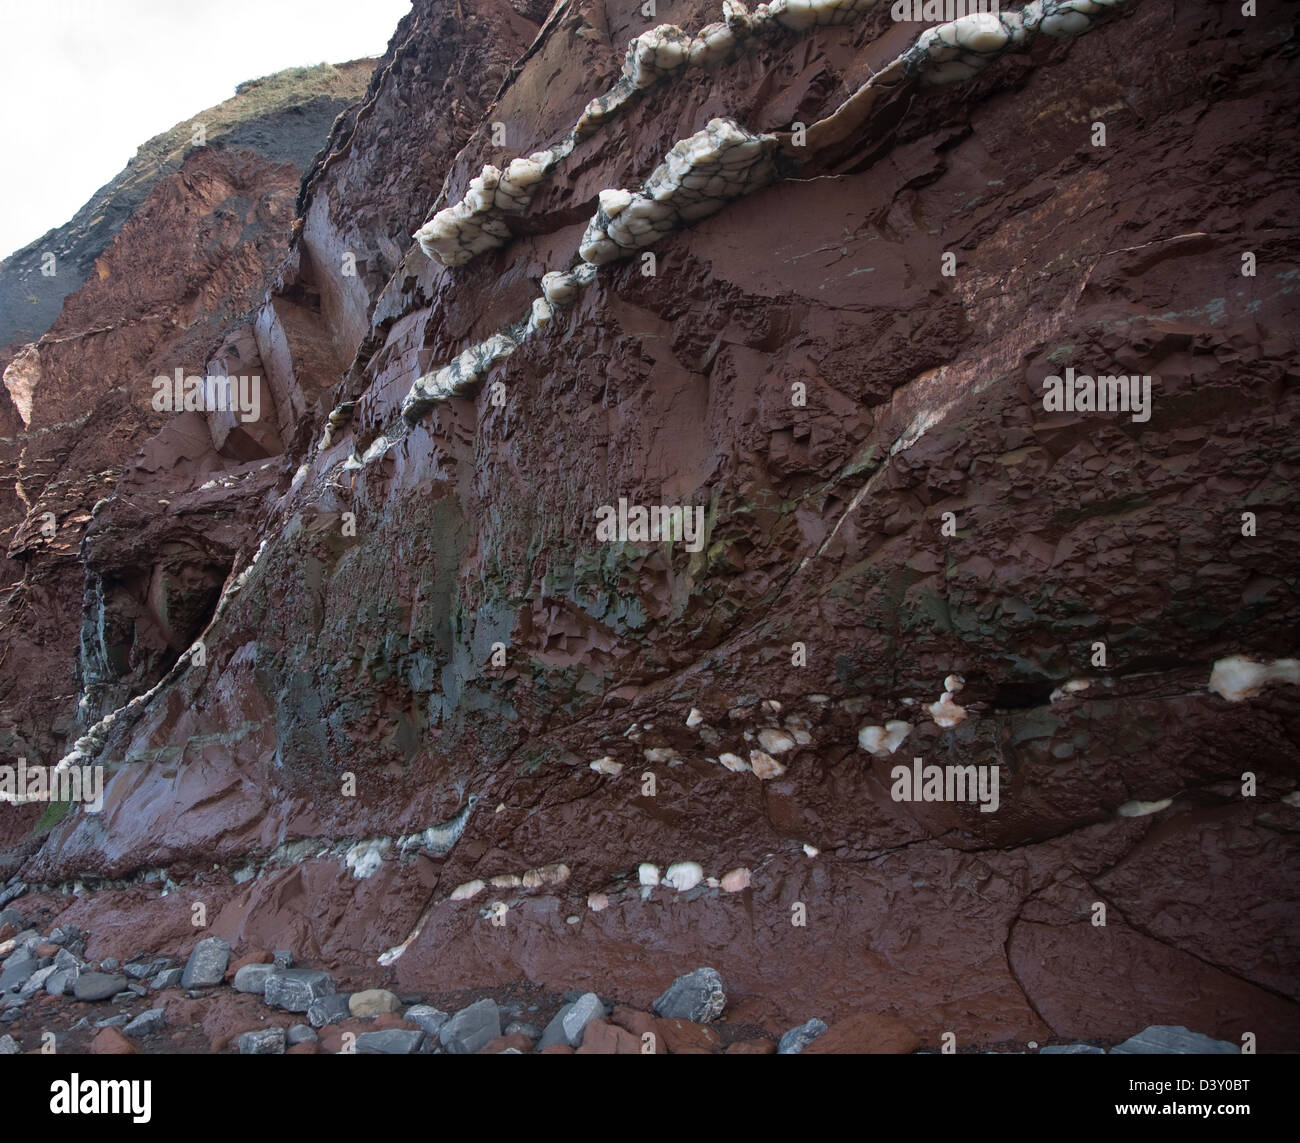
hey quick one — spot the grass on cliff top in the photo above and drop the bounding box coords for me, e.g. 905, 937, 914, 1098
231, 60, 375, 109
132, 59, 375, 168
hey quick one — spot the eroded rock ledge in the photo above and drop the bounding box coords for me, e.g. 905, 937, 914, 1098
3, 0, 1297, 1052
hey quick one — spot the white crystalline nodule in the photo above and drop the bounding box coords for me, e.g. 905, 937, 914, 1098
1050, 678, 1092, 703
929, 687, 968, 729
588, 892, 609, 911
578, 234, 617, 265
923, 53, 986, 87
663, 861, 705, 891
770, 0, 877, 33
525, 296, 553, 336
723, 0, 752, 29
522, 863, 570, 888
1208, 656, 1300, 702
623, 24, 692, 88
720, 867, 751, 892
718, 752, 750, 772
575, 94, 618, 135
688, 22, 736, 67
414, 155, 553, 266
377, 942, 408, 967
344, 838, 389, 879
501, 155, 547, 196
541, 270, 580, 307
912, 4, 1047, 85
784, 714, 813, 745
360, 435, 389, 464
945, 12, 1016, 53
757, 727, 796, 755
403, 332, 518, 420
1041, 8, 1092, 36
599, 187, 635, 216
644, 746, 678, 764
1039, 0, 1127, 39
858, 720, 911, 757
450, 879, 485, 901
590, 755, 623, 776
579, 118, 776, 266
638, 862, 661, 886
412, 182, 502, 267
1118, 797, 1173, 818
686, 708, 706, 727
750, 750, 787, 779
401, 267, 586, 424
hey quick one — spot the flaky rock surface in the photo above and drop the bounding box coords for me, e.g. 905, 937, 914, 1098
1, 0, 1297, 1051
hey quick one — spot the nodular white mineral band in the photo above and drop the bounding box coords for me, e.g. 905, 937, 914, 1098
382, 1, 1134, 435
413, 0, 1130, 271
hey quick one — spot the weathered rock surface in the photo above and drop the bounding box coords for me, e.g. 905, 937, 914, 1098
1110, 1026, 1239, 1055
181, 938, 230, 989
778, 1018, 828, 1055
233, 963, 275, 994
307, 994, 352, 1028
0, 68, 375, 797
539, 991, 605, 1049
237, 1026, 287, 1054
0, 63, 374, 360
654, 969, 727, 1024
264, 969, 335, 1012
439, 998, 502, 1055
123, 1008, 165, 1038
356, 1028, 424, 1054
90, 1026, 138, 1054
286, 1023, 317, 1046
349, 988, 400, 1017
2, 0, 1298, 1053
406, 1005, 449, 1037
73, 972, 127, 1002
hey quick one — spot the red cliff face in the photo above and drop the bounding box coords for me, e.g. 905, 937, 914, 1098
0, 65, 374, 834
1, 0, 1297, 1053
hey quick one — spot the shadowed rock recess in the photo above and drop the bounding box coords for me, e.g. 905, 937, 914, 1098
0, 0, 1297, 1055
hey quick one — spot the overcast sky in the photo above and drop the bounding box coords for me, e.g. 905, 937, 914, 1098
0, 0, 411, 260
